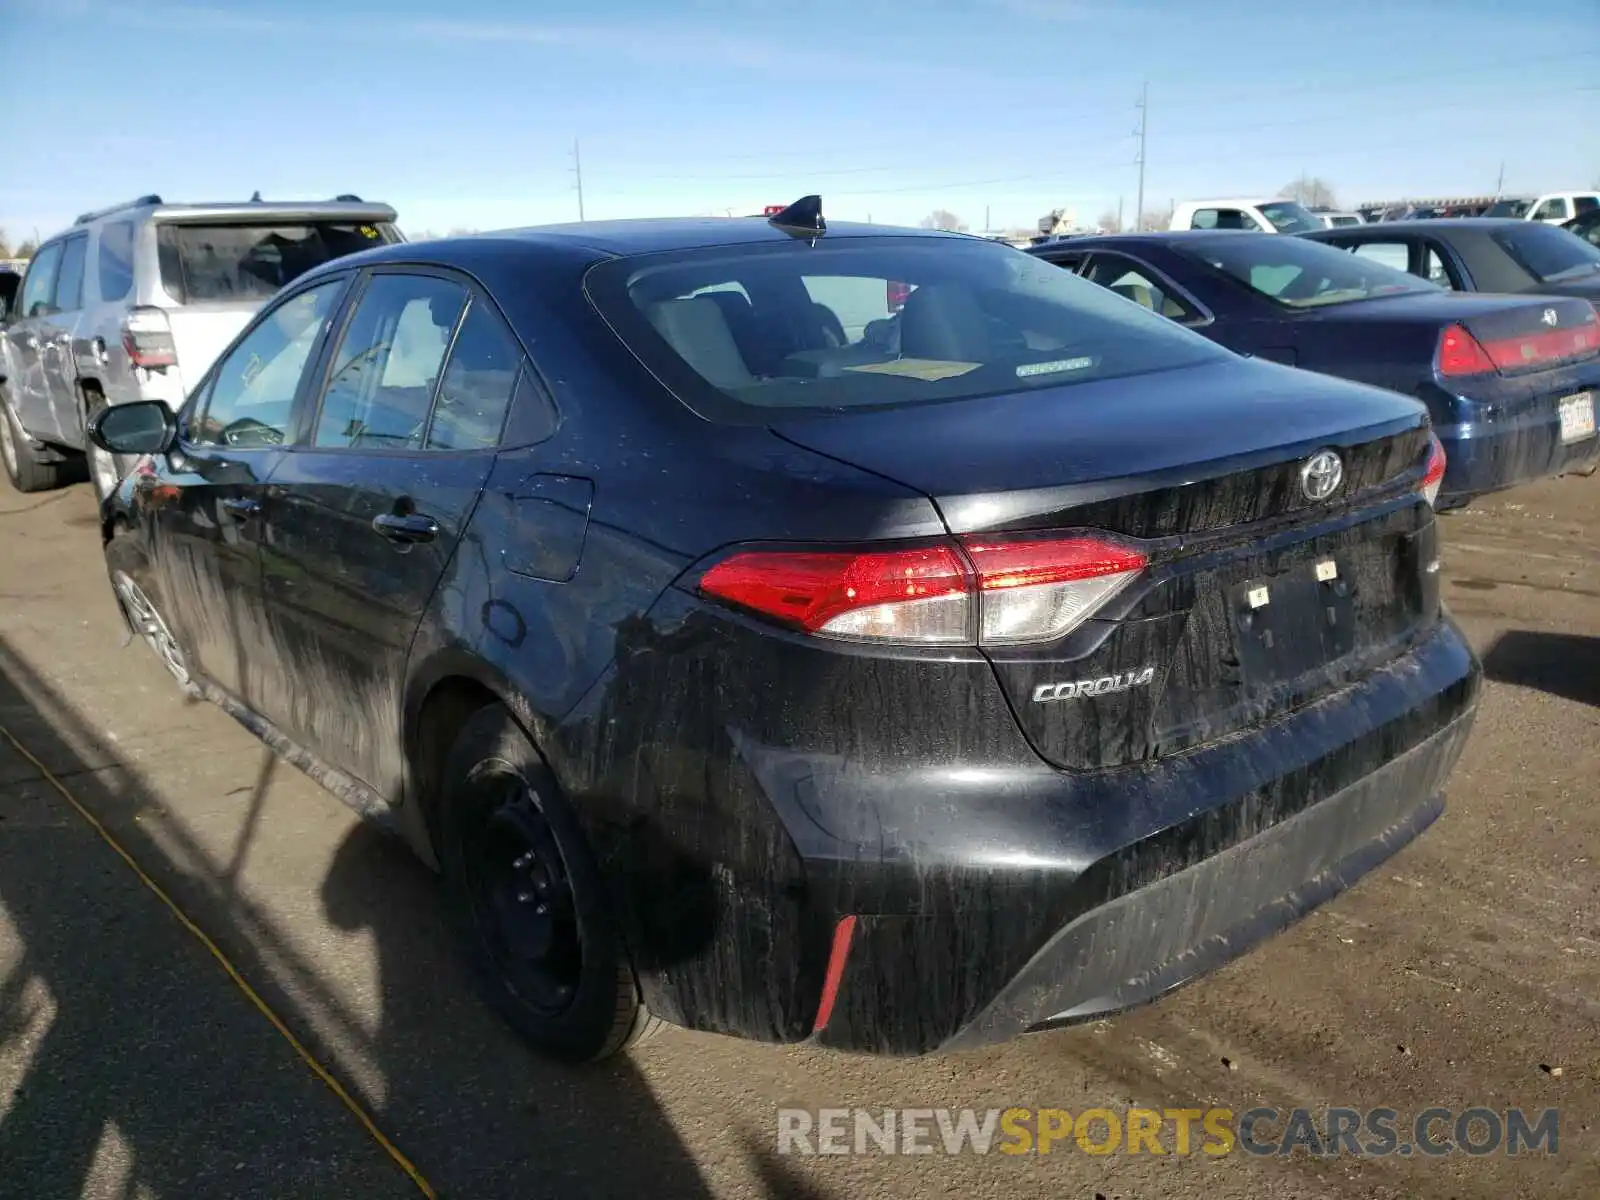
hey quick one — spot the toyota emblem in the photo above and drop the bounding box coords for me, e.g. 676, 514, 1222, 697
1541, 308, 1559, 327
1300, 449, 1344, 502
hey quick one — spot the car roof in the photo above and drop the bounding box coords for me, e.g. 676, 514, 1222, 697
1306, 218, 1524, 233
1027, 230, 1262, 250
1175, 198, 1293, 208
348, 217, 965, 263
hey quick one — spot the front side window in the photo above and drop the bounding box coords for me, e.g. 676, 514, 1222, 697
98, 221, 136, 302
585, 236, 1229, 422
1490, 223, 1600, 284
313, 274, 466, 450
157, 221, 395, 303
1180, 233, 1439, 309
1190, 208, 1261, 231
19, 242, 63, 318
54, 236, 88, 312
190, 281, 343, 448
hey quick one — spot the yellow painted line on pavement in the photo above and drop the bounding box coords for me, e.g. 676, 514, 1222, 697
0, 723, 438, 1199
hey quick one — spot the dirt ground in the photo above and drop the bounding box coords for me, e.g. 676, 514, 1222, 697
0, 470, 1595, 1200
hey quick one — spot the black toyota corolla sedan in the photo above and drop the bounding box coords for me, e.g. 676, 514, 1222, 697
89, 199, 1480, 1062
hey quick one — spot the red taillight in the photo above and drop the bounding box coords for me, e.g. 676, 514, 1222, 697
122, 306, 176, 369
763, 205, 785, 216
886, 281, 912, 314
697, 534, 1148, 646
1437, 312, 1600, 377
1436, 324, 1495, 376
1421, 432, 1446, 508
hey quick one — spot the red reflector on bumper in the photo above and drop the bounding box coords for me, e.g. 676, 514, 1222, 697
812, 915, 857, 1034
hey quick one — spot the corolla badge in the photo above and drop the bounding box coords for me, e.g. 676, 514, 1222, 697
1032, 667, 1155, 702
1299, 449, 1344, 502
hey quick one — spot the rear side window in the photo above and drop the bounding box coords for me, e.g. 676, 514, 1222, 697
157, 221, 393, 303
1530, 197, 1570, 222
1190, 208, 1261, 231
584, 236, 1228, 422
1349, 241, 1410, 274
427, 299, 520, 451
98, 220, 136, 302
1081, 254, 1201, 322
54, 236, 88, 312
1179, 234, 1438, 308
1575, 196, 1599, 215
1490, 224, 1600, 284
314, 274, 466, 450
1256, 201, 1322, 234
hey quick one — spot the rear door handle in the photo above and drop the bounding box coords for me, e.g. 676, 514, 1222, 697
221, 497, 261, 520
372, 511, 439, 544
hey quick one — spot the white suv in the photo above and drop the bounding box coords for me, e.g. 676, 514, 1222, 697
0, 194, 401, 499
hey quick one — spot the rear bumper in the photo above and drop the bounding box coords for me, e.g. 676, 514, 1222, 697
1434, 383, 1600, 503
798, 619, 1479, 1055
940, 712, 1465, 1050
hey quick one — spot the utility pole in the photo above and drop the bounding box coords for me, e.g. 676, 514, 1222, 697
1494, 161, 1505, 199
571, 138, 586, 221
1117, 195, 1124, 232
985, 204, 991, 234
1133, 82, 1148, 231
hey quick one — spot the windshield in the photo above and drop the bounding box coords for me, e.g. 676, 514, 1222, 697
1491, 223, 1600, 283
584, 236, 1229, 421
1486, 199, 1531, 219
1257, 201, 1323, 234
156, 220, 396, 303
1177, 233, 1440, 308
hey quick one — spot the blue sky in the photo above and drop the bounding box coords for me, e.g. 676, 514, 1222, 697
1, 0, 1596, 240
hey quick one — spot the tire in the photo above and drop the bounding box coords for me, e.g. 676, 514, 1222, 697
436, 704, 663, 1062
109, 566, 200, 697
82, 387, 133, 504
0, 392, 68, 494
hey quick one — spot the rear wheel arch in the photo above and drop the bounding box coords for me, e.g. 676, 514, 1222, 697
404, 660, 565, 857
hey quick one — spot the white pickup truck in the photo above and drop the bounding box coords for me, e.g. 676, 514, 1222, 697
1485, 192, 1600, 225
1168, 198, 1324, 235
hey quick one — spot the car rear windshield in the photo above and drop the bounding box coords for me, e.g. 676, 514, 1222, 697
583, 235, 1230, 422
1256, 201, 1323, 235
1490, 222, 1600, 284
1486, 199, 1531, 219
156, 221, 396, 303
1175, 233, 1439, 308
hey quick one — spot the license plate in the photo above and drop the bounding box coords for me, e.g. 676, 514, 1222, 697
1230, 557, 1356, 686
1558, 392, 1596, 445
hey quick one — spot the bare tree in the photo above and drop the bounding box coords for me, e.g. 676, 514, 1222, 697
919, 209, 967, 232
14, 238, 35, 259
1279, 177, 1339, 210
1136, 204, 1174, 232
0, 230, 11, 258
1095, 210, 1122, 233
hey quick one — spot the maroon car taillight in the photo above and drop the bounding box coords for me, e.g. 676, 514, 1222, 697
1436, 311, 1600, 377
697, 534, 1148, 646
122, 306, 177, 368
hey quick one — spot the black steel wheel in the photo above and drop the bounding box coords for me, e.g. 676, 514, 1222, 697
437, 703, 663, 1062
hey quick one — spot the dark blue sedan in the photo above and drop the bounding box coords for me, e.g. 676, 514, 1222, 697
1030, 232, 1600, 507
85, 204, 1478, 1061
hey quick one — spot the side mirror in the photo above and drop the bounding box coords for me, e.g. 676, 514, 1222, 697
89, 400, 176, 455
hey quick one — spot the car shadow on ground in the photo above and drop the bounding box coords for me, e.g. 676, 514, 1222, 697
1480, 629, 1600, 708
0, 637, 717, 1199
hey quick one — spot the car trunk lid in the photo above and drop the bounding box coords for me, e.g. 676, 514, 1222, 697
772, 357, 1439, 770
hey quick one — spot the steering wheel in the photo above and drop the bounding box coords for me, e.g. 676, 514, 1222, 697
223, 417, 284, 447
